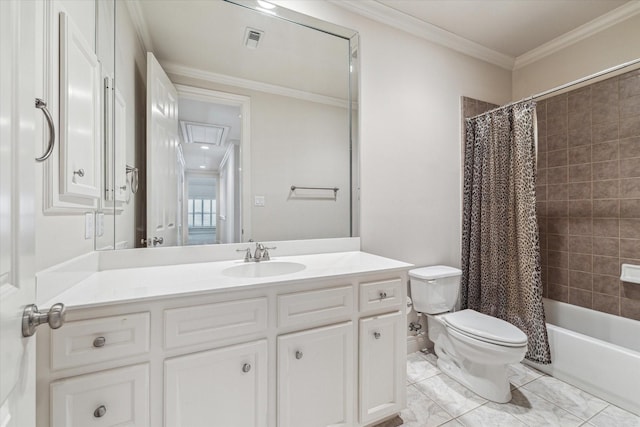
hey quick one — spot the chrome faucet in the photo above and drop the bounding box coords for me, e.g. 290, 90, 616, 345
236, 242, 277, 262
254, 242, 276, 261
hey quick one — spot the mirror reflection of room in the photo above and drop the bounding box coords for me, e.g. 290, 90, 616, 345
110, 0, 356, 250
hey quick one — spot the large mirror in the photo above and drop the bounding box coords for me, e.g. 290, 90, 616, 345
105, 0, 359, 250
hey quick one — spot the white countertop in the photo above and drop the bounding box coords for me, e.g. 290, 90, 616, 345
47, 251, 412, 310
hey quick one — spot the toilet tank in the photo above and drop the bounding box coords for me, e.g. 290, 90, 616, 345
409, 266, 462, 314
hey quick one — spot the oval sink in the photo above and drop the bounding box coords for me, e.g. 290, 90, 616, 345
222, 261, 306, 278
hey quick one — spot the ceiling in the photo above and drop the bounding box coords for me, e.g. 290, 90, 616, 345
375, 0, 629, 58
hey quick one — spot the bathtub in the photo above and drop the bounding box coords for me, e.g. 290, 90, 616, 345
525, 298, 640, 416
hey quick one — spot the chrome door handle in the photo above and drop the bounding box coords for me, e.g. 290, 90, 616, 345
22, 303, 66, 337
35, 98, 56, 162
153, 237, 164, 246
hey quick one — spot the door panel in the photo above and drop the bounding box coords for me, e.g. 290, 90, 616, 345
146, 52, 179, 247
0, 0, 36, 425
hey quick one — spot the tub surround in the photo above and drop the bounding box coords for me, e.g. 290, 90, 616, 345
35, 240, 413, 427
536, 67, 640, 321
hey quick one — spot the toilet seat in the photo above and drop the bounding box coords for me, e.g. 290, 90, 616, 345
441, 309, 528, 347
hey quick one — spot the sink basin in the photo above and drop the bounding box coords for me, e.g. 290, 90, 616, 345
222, 261, 306, 278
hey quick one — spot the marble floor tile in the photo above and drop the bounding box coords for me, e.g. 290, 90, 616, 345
587, 405, 640, 427
456, 403, 527, 427
400, 384, 453, 427
507, 362, 545, 388
421, 350, 439, 367
489, 386, 583, 426
522, 376, 609, 420
413, 374, 487, 418
439, 420, 464, 427
407, 352, 440, 384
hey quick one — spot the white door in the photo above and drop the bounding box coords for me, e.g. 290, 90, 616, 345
0, 1, 36, 426
277, 322, 354, 427
146, 52, 179, 247
164, 340, 267, 427
359, 311, 405, 424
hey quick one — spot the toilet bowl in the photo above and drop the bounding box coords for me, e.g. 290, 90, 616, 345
410, 266, 528, 403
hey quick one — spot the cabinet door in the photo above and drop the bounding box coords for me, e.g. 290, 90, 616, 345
278, 322, 354, 427
59, 11, 101, 199
359, 311, 405, 424
164, 340, 267, 427
50, 364, 149, 427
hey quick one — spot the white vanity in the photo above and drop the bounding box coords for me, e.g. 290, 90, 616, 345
35, 243, 411, 427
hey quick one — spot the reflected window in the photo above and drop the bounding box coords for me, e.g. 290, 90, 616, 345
188, 198, 216, 229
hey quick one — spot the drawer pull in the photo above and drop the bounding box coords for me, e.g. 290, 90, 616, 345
93, 405, 107, 418
379, 291, 388, 299
295, 350, 303, 360
242, 363, 251, 373
93, 336, 106, 348
374, 332, 381, 339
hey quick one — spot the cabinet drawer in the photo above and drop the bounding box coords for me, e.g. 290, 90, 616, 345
164, 297, 268, 349
50, 364, 149, 427
359, 278, 403, 312
51, 312, 150, 371
278, 286, 353, 328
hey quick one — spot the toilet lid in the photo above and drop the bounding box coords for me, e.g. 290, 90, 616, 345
442, 309, 528, 347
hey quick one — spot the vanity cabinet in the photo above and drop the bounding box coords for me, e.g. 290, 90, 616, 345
165, 340, 268, 427
277, 322, 354, 427
37, 266, 409, 427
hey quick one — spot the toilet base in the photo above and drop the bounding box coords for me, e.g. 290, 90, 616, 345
434, 344, 513, 403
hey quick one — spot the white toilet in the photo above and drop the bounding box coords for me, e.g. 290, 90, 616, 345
409, 266, 528, 403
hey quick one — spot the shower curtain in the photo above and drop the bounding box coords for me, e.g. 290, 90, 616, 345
461, 100, 551, 364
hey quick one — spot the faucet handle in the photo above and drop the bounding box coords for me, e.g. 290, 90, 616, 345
236, 247, 253, 262
262, 246, 276, 261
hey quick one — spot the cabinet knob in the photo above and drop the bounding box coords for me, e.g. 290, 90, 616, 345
374, 332, 381, 339
93, 405, 107, 418
242, 363, 251, 373
295, 350, 303, 360
93, 336, 106, 348
379, 291, 387, 299
73, 168, 85, 178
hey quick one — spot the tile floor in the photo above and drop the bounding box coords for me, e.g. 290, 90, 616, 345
402, 351, 640, 427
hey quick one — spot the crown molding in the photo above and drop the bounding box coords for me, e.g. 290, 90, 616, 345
514, 1, 640, 70
163, 62, 350, 108
125, 0, 153, 52
328, 0, 515, 70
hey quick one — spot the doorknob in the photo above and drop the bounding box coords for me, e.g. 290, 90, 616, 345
153, 237, 164, 246
22, 303, 66, 337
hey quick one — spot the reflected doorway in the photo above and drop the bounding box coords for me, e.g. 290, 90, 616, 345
186, 176, 217, 245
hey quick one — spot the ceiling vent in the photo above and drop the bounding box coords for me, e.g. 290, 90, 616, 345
244, 27, 264, 49
180, 121, 230, 147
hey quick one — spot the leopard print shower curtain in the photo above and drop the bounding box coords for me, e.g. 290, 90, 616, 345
461, 100, 551, 364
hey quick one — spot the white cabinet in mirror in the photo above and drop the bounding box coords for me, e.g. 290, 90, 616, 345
107, 0, 359, 251
41, 1, 112, 213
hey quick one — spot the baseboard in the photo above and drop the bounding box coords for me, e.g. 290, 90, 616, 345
406, 334, 428, 354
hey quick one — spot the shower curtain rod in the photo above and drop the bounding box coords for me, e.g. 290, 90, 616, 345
467, 57, 640, 120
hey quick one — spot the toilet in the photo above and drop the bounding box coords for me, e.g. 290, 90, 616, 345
409, 266, 528, 403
